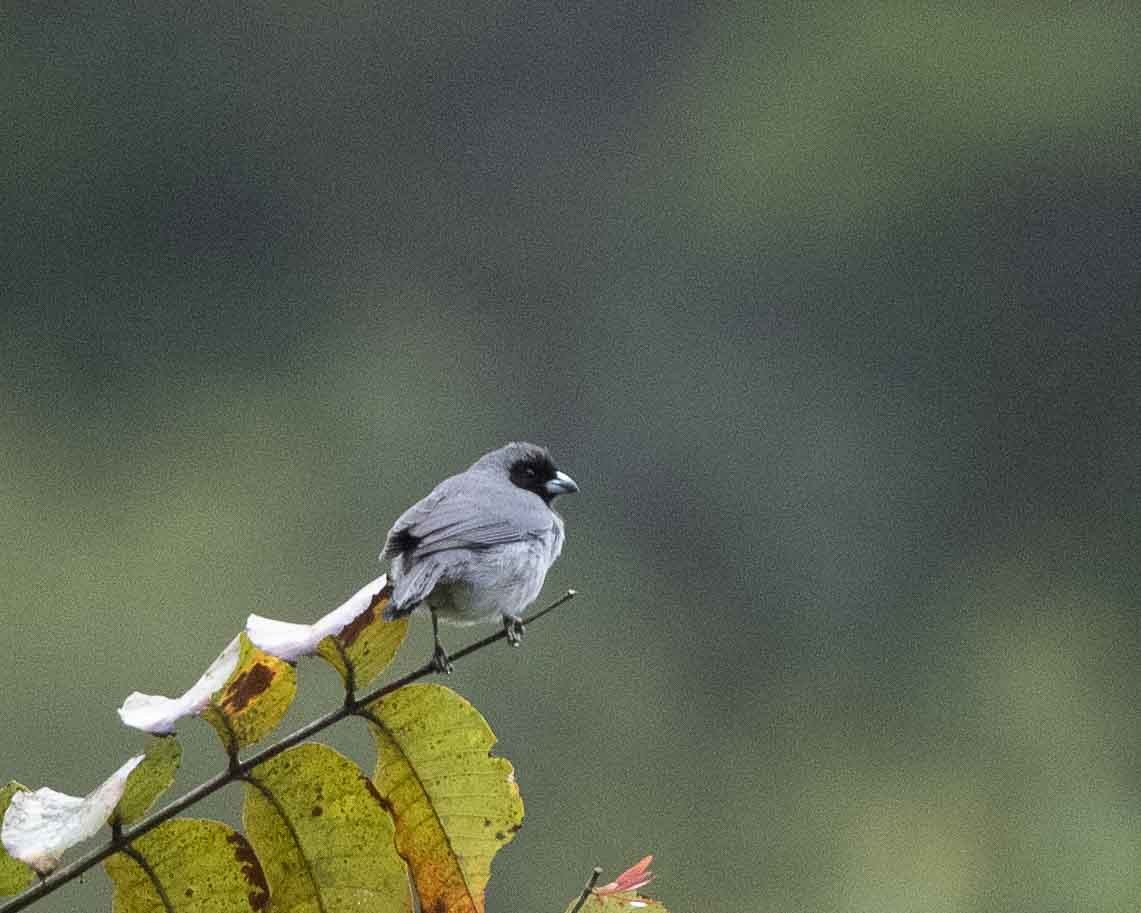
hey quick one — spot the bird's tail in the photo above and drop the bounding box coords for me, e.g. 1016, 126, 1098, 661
383, 557, 446, 621
383, 598, 418, 621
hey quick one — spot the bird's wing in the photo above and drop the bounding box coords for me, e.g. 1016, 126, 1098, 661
382, 478, 554, 561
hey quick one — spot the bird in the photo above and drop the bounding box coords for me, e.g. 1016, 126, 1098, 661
381, 442, 578, 672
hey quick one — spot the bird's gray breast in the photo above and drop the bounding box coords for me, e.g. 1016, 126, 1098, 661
427, 518, 563, 624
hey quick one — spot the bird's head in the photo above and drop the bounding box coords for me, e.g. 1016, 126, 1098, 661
479, 441, 579, 504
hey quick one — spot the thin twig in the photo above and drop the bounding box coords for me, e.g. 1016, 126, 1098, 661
0, 589, 578, 913
567, 866, 603, 913
445, 588, 577, 665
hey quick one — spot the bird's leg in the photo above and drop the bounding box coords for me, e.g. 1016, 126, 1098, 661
430, 610, 453, 674
504, 616, 525, 647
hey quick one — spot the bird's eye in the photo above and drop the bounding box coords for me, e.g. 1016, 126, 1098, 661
524, 466, 537, 477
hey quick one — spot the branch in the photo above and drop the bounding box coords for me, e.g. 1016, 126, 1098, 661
567, 866, 603, 913
0, 589, 578, 913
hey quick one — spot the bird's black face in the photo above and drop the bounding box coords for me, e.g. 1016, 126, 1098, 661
508, 448, 579, 503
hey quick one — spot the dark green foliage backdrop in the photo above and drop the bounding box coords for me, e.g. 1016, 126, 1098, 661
3, 4, 1140, 911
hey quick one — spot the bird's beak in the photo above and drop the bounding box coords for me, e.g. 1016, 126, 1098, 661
544, 470, 579, 496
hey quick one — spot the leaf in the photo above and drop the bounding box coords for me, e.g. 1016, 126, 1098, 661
105, 818, 270, 913
596, 855, 653, 896
314, 587, 408, 693
246, 574, 408, 692
1, 755, 143, 875
0, 783, 34, 896
570, 893, 670, 913
118, 636, 243, 734
113, 736, 182, 827
242, 742, 410, 913
562, 856, 668, 913
120, 635, 296, 753
198, 635, 298, 754
364, 684, 523, 913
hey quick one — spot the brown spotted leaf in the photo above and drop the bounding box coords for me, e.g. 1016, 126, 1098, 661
247, 574, 408, 692
119, 637, 243, 735
315, 583, 408, 691
199, 634, 297, 754
105, 818, 270, 913
243, 743, 410, 913
364, 684, 523, 913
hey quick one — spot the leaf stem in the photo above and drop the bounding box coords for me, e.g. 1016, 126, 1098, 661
0, 589, 578, 913
120, 844, 175, 913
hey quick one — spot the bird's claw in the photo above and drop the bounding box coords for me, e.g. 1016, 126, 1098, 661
504, 618, 525, 647
431, 644, 454, 675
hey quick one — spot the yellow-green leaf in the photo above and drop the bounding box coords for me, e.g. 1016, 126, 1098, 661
0, 782, 34, 896
113, 736, 182, 827
243, 743, 410, 913
567, 894, 670, 913
315, 584, 408, 692
364, 684, 523, 913
200, 634, 297, 754
104, 818, 269, 913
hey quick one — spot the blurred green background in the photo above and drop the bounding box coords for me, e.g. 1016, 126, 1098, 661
3, 3, 1140, 911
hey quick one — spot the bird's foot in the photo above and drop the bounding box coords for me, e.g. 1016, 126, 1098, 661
431, 643, 454, 675
429, 610, 453, 673
504, 617, 525, 647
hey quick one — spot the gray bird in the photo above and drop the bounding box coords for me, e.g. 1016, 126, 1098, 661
381, 442, 578, 672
